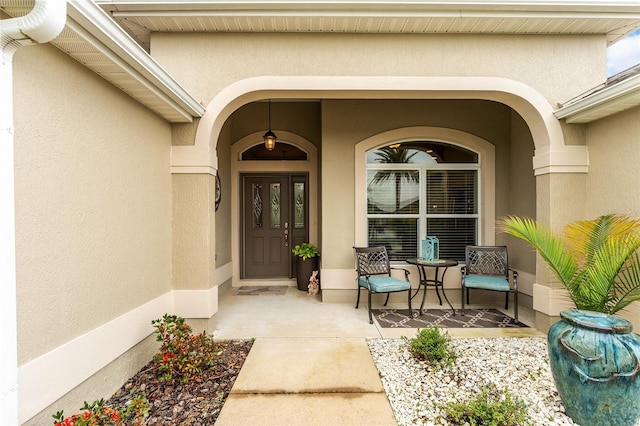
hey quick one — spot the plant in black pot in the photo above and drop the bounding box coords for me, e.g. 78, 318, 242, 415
292, 243, 319, 291
501, 214, 640, 426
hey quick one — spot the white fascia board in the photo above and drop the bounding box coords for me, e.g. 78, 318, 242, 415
96, 0, 640, 12
67, 0, 204, 120
555, 74, 640, 123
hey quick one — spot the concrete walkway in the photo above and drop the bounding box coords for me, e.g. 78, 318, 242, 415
212, 286, 543, 424
215, 337, 396, 425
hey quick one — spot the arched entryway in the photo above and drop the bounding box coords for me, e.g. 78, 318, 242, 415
170, 75, 589, 329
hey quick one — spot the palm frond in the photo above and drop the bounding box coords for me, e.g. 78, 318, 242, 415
501, 214, 640, 315
606, 239, 640, 313
500, 216, 577, 287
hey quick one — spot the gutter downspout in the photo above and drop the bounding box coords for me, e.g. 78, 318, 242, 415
0, 1, 66, 423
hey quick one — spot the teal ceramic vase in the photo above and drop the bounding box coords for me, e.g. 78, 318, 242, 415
547, 309, 640, 426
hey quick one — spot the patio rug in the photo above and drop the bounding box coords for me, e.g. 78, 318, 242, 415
372, 308, 528, 328
234, 286, 288, 295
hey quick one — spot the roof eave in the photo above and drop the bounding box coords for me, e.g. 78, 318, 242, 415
555, 74, 640, 123
66, 0, 204, 122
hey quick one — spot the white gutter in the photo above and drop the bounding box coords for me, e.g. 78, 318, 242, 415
0, 1, 66, 424
67, 0, 205, 121
554, 73, 640, 123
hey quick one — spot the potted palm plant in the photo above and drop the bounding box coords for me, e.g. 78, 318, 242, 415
500, 214, 640, 426
292, 243, 319, 291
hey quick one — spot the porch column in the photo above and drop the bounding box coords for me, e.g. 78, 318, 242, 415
172, 173, 218, 332
533, 172, 586, 332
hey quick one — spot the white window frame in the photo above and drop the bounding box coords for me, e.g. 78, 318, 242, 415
355, 127, 495, 252
366, 152, 480, 260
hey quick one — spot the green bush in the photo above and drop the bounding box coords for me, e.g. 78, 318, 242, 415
442, 383, 531, 426
53, 394, 148, 426
404, 327, 456, 367
151, 314, 221, 384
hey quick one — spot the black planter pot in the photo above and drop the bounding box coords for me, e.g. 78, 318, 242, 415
296, 256, 319, 291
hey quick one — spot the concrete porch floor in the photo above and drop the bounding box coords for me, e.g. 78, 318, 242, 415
211, 285, 543, 340
213, 286, 544, 425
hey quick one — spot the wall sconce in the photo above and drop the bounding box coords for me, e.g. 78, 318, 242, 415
263, 99, 277, 151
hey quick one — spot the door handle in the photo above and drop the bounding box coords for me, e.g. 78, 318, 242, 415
284, 227, 288, 246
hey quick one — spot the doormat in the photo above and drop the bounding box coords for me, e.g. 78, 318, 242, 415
234, 286, 288, 296
372, 308, 528, 328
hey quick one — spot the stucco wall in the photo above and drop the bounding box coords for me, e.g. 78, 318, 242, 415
321, 99, 523, 270
13, 44, 172, 364
583, 105, 640, 330
216, 122, 233, 267
150, 33, 604, 109
172, 173, 216, 291
153, 31, 599, 289
585, 105, 640, 217
503, 110, 537, 274
228, 101, 321, 147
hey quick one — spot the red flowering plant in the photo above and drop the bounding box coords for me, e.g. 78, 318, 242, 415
151, 314, 221, 384
52, 394, 148, 426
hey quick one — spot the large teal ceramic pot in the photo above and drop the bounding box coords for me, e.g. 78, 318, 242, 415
547, 309, 640, 426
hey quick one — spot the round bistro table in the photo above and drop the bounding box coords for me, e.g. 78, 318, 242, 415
405, 258, 458, 315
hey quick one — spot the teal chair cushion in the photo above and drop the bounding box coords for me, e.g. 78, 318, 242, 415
358, 276, 410, 293
464, 274, 510, 291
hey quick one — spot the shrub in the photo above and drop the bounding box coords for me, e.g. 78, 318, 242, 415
404, 327, 456, 368
151, 314, 221, 384
442, 383, 531, 426
52, 394, 148, 426
291, 243, 319, 260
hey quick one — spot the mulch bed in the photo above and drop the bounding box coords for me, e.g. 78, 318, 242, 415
106, 340, 253, 425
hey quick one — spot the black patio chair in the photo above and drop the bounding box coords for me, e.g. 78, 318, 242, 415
353, 246, 412, 324
461, 245, 519, 322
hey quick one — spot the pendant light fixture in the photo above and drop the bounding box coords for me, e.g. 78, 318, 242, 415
263, 99, 277, 151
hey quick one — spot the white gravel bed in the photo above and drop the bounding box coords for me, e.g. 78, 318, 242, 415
367, 336, 577, 426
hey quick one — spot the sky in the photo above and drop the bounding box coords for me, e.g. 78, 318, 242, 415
607, 29, 640, 76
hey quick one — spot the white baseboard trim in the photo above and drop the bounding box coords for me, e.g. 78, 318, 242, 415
18, 261, 232, 424
516, 271, 535, 297
18, 292, 173, 424
532, 283, 574, 316
215, 261, 233, 286
319, 268, 355, 290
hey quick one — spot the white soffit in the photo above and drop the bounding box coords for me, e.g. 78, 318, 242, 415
96, 0, 640, 51
1, 0, 204, 123
3, 1, 640, 123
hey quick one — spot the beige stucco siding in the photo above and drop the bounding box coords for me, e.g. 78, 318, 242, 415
172, 173, 216, 290
13, 44, 172, 364
583, 104, 640, 329
321, 99, 533, 270
503, 110, 537, 275
151, 33, 604, 110
215, 123, 233, 267
227, 102, 322, 147
585, 105, 640, 217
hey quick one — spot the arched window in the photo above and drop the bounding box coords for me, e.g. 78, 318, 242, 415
366, 141, 479, 261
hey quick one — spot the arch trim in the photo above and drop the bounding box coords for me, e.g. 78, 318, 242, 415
171, 75, 587, 176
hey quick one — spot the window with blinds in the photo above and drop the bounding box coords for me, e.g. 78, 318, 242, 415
366, 142, 479, 262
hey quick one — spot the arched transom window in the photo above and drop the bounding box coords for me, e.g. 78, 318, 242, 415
366, 141, 479, 261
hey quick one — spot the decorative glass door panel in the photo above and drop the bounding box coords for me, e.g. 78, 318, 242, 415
242, 174, 308, 279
